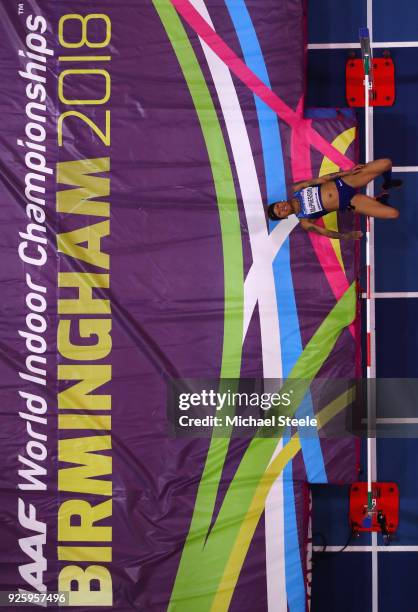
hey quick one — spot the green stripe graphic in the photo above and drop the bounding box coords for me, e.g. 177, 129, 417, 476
153, 2, 357, 611
171, 284, 356, 610
152, 0, 245, 604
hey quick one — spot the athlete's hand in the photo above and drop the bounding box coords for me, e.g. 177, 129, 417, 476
343, 230, 363, 240
351, 164, 366, 174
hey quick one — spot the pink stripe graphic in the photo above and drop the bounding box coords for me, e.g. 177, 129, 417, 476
291, 101, 313, 181
289, 95, 355, 337
290, 104, 355, 338
170, 0, 357, 338
170, 0, 353, 170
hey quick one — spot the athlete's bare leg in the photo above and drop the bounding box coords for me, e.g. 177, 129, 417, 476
343, 158, 392, 190
350, 193, 399, 219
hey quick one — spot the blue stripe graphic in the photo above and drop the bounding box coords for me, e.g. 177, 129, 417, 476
274, 241, 327, 612
223, 2, 327, 610
274, 241, 328, 483
223, 0, 285, 202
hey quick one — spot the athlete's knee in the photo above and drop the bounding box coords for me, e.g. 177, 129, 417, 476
382, 206, 399, 219
388, 207, 399, 219
380, 158, 392, 171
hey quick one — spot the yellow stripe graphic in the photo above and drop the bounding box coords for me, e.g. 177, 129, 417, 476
320, 127, 357, 271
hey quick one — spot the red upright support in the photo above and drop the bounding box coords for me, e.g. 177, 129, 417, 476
346, 57, 395, 107
349, 482, 399, 535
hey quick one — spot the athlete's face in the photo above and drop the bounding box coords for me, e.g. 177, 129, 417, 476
272, 200, 292, 219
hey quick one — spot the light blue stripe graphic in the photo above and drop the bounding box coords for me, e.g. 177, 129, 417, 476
224, 0, 285, 202
224, 2, 327, 610
223, 2, 326, 478
274, 241, 328, 483
273, 242, 326, 612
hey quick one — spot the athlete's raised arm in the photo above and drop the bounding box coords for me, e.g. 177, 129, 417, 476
291, 177, 327, 191
299, 218, 363, 240
291, 165, 366, 193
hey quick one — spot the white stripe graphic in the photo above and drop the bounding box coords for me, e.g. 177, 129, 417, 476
190, 0, 287, 380
243, 219, 298, 337
189, 3, 293, 610
266, 438, 286, 612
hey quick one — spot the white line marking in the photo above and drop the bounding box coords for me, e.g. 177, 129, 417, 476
308, 43, 361, 49
361, 292, 418, 298
375, 418, 418, 424
372, 41, 418, 48
308, 41, 418, 49
393, 166, 418, 172
313, 546, 418, 553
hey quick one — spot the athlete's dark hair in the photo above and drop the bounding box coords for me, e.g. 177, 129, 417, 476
267, 203, 280, 221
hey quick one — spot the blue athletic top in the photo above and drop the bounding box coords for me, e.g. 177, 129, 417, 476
294, 179, 357, 219
294, 185, 327, 220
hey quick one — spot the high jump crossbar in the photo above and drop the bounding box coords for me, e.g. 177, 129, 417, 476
359, 26, 375, 515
